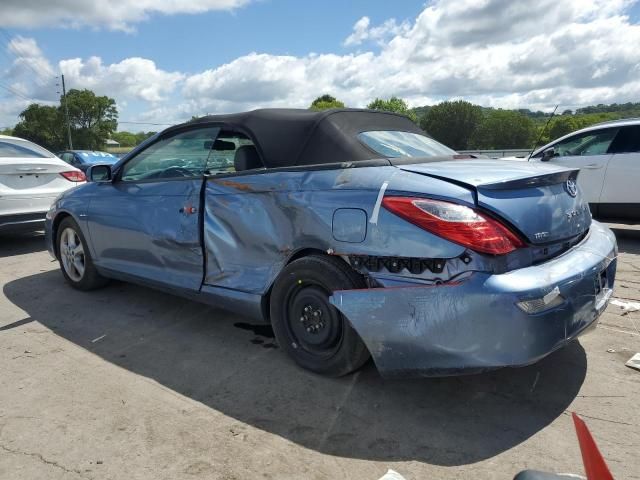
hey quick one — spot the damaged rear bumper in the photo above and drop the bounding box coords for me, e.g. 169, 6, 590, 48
330, 221, 617, 378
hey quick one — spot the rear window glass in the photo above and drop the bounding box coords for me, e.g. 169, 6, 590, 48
78, 152, 119, 164
0, 138, 54, 158
608, 125, 640, 154
358, 131, 456, 158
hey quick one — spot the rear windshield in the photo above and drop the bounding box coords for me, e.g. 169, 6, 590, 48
78, 151, 119, 164
0, 138, 54, 158
358, 130, 456, 158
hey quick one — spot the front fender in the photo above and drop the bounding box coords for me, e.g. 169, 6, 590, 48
45, 184, 96, 259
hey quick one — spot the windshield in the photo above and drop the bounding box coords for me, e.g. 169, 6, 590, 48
77, 151, 119, 164
0, 138, 55, 158
358, 130, 457, 158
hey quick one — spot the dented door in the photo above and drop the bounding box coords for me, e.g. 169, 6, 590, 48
87, 179, 204, 291
86, 126, 222, 291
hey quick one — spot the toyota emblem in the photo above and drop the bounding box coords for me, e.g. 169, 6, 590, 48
565, 179, 578, 197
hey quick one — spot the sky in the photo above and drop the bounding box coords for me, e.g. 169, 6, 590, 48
0, 0, 639, 132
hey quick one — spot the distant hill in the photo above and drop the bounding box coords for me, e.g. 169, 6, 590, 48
409, 100, 640, 148
410, 102, 640, 124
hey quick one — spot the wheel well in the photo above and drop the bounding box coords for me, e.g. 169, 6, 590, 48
261, 248, 361, 324
286, 247, 326, 264
51, 212, 71, 258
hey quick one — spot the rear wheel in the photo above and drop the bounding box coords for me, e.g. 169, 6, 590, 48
56, 217, 108, 290
270, 255, 370, 376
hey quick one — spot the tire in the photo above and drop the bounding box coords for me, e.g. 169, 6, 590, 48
270, 254, 370, 376
56, 216, 108, 291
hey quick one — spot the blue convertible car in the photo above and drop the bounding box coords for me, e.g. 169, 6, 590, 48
45, 109, 617, 377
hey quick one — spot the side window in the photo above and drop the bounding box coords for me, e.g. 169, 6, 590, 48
205, 131, 263, 175
608, 126, 640, 154
121, 127, 220, 181
551, 128, 618, 157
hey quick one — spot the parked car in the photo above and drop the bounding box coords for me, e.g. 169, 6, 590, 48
527, 118, 640, 220
45, 109, 616, 377
0, 135, 85, 233
56, 150, 119, 173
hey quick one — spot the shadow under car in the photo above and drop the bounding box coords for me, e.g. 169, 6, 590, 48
2, 269, 588, 466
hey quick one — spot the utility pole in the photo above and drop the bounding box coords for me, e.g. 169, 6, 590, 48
61, 74, 73, 149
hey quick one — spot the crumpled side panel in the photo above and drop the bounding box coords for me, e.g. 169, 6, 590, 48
203, 167, 470, 294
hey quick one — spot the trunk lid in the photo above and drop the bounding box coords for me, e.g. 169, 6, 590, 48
0, 157, 73, 175
397, 159, 591, 245
0, 157, 80, 196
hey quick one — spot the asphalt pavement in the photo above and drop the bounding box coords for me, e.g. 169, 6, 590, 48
0, 229, 638, 480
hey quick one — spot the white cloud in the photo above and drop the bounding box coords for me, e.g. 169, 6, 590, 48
344, 16, 411, 47
183, 0, 640, 114
0, 38, 185, 128
0, 0, 251, 31
60, 56, 184, 103
2, 0, 640, 130
3, 36, 57, 102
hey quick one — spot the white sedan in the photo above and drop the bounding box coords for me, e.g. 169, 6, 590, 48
526, 118, 640, 220
0, 135, 85, 232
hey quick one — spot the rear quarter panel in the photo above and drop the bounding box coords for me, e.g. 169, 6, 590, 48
203, 166, 474, 294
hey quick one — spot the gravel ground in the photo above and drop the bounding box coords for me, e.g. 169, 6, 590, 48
0, 229, 638, 480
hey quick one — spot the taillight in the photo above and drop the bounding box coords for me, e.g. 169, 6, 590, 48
382, 196, 526, 255
60, 171, 86, 182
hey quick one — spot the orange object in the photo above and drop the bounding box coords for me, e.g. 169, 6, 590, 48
572, 412, 614, 480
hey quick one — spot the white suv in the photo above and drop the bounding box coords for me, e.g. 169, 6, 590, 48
0, 135, 85, 232
528, 118, 640, 220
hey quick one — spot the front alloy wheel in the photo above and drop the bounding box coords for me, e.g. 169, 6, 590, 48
56, 216, 108, 291
60, 227, 85, 282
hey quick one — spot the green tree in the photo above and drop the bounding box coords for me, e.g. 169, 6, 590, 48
12, 104, 66, 151
0, 127, 13, 135
310, 94, 345, 111
11, 89, 118, 151
542, 113, 616, 144
65, 89, 118, 149
111, 131, 138, 147
135, 131, 156, 144
420, 100, 483, 150
471, 110, 536, 149
367, 96, 417, 122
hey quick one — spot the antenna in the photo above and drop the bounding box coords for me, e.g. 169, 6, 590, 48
528, 105, 558, 161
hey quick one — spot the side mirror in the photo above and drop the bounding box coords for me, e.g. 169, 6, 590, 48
87, 164, 113, 183
541, 148, 555, 162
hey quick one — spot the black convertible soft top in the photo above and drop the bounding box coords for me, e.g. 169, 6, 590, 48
179, 108, 424, 168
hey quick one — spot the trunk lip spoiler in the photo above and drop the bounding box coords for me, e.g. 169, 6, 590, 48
397, 166, 580, 191
477, 169, 579, 191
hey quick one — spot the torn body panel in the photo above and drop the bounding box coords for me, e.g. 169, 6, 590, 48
203, 166, 472, 295
331, 221, 617, 378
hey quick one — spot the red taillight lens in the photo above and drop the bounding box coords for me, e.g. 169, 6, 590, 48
382, 196, 526, 255
60, 171, 86, 182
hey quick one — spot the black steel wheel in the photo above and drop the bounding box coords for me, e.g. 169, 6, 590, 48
270, 255, 370, 376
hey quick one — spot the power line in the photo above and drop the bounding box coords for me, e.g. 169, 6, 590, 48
0, 81, 31, 102
0, 27, 52, 87
119, 121, 175, 126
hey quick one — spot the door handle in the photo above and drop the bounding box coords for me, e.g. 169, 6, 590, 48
582, 164, 602, 170
179, 205, 197, 215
